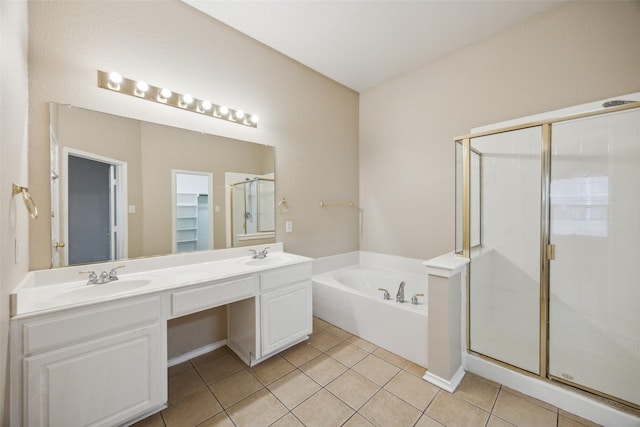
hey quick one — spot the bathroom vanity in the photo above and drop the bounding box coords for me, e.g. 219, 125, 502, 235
9, 244, 312, 427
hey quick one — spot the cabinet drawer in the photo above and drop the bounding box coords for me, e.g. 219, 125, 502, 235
172, 276, 255, 317
260, 263, 312, 292
23, 296, 161, 355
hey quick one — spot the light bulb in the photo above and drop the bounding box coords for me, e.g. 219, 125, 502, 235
235, 110, 245, 120
200, 100, 212, 111
107, 71, 123, 89
250, 114, 259, 125
158, 88, 172, 101
218, 105, 229, 116
181, 94, 193, 106
135, 80, 149, 96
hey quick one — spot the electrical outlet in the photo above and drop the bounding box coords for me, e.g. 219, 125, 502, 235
285, 221, 293, 233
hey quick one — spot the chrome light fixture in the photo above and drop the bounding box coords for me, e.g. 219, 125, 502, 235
97, 70, 259, 128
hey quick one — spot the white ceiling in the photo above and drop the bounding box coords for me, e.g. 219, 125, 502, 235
183, 0, 566, 93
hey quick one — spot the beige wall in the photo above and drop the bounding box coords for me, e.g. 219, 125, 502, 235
359, 0, 640, 260
0, 0, 30, 423
28, 0, 360, 270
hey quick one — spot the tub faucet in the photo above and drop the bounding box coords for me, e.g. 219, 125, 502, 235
395, 281, 405, 303
378, 288, 390, 300
411, 293, 424, 305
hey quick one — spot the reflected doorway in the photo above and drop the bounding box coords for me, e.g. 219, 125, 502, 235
59, 150, 127, 266
172, 171, 213, 254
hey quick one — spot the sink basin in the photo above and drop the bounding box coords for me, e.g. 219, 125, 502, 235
54, 279, 153, 300
240, 254, 293, 266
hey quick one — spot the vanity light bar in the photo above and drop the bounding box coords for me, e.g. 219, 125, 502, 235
97, 70, 259, 128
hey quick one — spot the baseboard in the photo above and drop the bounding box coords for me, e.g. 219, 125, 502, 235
423, 366, 466, 393
168, 339, 228, 367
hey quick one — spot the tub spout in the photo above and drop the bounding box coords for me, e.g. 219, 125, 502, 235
396, 281, 405, 303
378, 288, 390, 300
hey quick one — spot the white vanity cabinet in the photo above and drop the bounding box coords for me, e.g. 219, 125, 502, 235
228, 262, 312, 365
11, 296, 166, 427
260, 263, 312, 357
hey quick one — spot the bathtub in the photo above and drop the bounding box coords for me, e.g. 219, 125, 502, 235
312, 252, 427, 367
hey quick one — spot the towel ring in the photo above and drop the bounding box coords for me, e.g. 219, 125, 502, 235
12, 184, 38, 219
277, 198, 290, 215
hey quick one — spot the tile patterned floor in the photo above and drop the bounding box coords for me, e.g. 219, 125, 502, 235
133, 317, 602, 427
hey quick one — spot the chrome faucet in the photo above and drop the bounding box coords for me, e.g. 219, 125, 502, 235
81, 270, 99, 285
395, 281, 405, 303
378, 288, 390, 300
80, 266, 125, 285
411, 293, 424, 305
249, 247, 270, 259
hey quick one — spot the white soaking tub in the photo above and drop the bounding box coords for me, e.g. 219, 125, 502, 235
312, 252, 427, 367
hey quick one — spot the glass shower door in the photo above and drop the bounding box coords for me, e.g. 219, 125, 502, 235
549, 109, 640, 407
469, 126, 542, 374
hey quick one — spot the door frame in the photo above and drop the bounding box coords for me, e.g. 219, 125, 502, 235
59, 148, 128, 266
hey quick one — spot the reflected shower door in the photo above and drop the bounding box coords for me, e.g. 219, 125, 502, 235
469, 126, 542, 374
549, 109, 640, 406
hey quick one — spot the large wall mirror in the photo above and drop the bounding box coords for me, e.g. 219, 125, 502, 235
50, 103, 275, 267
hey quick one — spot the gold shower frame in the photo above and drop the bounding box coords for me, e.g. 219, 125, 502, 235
456, 101, 640, 410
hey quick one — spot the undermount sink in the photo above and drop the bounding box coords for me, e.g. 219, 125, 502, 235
54, 278, 153, 300
240, 254, 293, 266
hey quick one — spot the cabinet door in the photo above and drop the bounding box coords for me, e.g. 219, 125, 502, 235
261, 281, 312, 356
24, 323, 165, 427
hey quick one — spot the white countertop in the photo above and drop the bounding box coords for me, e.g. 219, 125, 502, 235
12, 245, 311, 318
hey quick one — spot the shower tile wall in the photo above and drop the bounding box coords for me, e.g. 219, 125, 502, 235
469, 126, 542, 374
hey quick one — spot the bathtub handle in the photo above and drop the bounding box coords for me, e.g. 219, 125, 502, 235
378, 288, 390, 300
411, 293, 424, 305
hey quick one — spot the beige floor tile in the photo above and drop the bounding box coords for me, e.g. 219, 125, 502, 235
168, 368, 206, 403
209, 369, 263, 408
558, 409, 602, 427
501, 386, 558, 413
190, 347, 230, 366
312, 316, 331, 333
195, 353, 245, 384
161, 388, 222, 427
226, 388, 288, 427
326, 341, 369, 367
131, 412, 165, 427
270, 413, 304, 427
414, 414, 445, 427
384, 370, 439, 411
168, 361, 193, 378
292, 389, 354, 427
281, 341, 322, 367
493, 390, 557, 427
359, 389, 422, 427
404, 361, 427, 377
308, 330, 343, 351
342, 413, 374, 426
325, 370, 380, 410
250, 355, 296, 385
487, 415, 516, 426
347, 336, 378, 353
373, 347, 409, 369
299, 354, 348, 386
453, 372, 500, 411
352, 354, 401, 386
425, 392, 490, 427
198, 411, 236, 427
268, 370, 321, 409
323, 325, 353, 340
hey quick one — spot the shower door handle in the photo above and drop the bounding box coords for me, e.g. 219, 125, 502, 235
547, 244, 556, 261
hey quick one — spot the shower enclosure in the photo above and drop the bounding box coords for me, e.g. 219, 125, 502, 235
456, 101, 640, 409
230, 178, 275, 246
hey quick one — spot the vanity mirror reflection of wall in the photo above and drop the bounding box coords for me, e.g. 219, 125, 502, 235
49, 103, 276, 267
